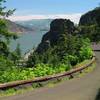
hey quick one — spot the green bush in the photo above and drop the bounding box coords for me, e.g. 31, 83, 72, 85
0, 56, 14, 71
0, 36, 93, 83
67, 55, 79, 66
0, 67, 35, 83
54, 63, 70, 73
79, 46, 93, 61
0, 63, 71, 83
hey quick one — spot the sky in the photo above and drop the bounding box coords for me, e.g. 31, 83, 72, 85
5, 0, 100, 23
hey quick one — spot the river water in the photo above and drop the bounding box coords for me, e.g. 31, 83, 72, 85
10, 31, 47, 55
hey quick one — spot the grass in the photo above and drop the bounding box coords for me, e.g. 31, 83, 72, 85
0, 87, 34, 97
74, 59, 91, 68
78, 63, 96, 77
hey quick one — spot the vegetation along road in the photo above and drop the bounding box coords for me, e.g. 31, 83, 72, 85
0, 50, 100, 100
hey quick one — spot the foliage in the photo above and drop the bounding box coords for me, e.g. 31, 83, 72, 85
0, 56, 14, 71
27, 36, 93, 67
0, 0, 18, 59
79, 25, 100, 43
0, 62, 71, 83
79, 45, 93, 61
79, 7, 100, 26
10, 43, 22, 63
0, 2, 94, 84
0, 67, 35, 83
79, 7, 100, 42
26, 18, 93, 82
0, 0, 22, 83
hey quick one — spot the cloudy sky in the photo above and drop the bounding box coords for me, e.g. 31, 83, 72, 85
5, 0, 100, 23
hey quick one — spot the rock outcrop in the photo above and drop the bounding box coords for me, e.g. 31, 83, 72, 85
36, 19, 75, 53
79, 7, 100, 26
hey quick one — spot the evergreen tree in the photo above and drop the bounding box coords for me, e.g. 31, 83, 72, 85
15, 43, 21, 58
0, 0, 17, 58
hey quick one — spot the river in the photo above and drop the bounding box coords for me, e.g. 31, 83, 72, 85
10, 30, 47, 55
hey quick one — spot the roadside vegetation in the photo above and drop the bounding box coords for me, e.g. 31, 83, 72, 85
0, 60, 96, 97
0, 0, 99, 84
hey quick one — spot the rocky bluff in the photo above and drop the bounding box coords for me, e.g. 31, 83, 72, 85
36, 19, 75, 53
79, 7, 100, 26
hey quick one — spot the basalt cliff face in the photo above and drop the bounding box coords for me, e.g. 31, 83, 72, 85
79, 7, 100, 42
36, 19, 75, 53
79, 7, 100, 26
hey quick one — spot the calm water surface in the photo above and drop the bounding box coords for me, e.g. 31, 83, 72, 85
10, 31, 47, 55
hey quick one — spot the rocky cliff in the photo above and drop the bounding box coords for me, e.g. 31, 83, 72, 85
79, 7, 100, 42
79, 7, 100, 26
36, 19, 75, 53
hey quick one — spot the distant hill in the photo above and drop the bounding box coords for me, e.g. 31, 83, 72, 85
6, 20, 34, 34
16, 19, 53, 31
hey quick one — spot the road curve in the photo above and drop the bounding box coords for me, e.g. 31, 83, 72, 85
0, 51, 100, 100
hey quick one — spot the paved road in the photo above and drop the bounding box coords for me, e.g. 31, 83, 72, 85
1, 51, 100, 100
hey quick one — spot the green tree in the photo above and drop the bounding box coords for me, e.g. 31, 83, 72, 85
11, 43, 22, 64
0, 0, 17, 58
0, 0, 18, 71
15, 43, 21, 58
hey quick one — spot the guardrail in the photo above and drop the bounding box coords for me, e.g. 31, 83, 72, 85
0, 56, 96, 90
94, 50, 100, 52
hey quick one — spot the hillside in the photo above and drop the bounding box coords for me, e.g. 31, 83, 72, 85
16, 19, 52, 31
79, 7, 100, 25
6, 20, 34, 33
79, 7, 100, 42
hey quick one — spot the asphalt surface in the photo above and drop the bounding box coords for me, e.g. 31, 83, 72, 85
0, 51, 100, 100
